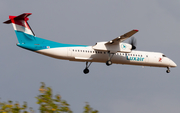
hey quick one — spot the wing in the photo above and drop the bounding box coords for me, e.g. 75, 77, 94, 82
105, 29, 138, 45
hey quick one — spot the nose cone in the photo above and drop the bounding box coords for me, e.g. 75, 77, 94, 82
169, 60, 177, 67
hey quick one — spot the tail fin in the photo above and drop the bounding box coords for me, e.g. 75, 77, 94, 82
4, 13, 36, 44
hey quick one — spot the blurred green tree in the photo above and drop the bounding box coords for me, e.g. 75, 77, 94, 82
0, 100, 33, 113
0, 82, 98, 113
36, 82, 72, 113
83, 102, 98, 113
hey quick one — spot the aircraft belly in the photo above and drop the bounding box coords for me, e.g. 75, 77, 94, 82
91, 55, 108, 62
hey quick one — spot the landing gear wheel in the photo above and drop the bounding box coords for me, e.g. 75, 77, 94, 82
166, 69, 170, 73
83, 62, 92, 74
106, 60, 112, 66
166, 67, 170, 73
83, 68, 89, 74
106, 52, 114, 66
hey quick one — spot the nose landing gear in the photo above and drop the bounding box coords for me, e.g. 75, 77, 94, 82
166, 67, 170, 73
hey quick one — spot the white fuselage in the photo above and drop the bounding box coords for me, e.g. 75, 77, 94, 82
4, 13, 176, 74
36, 46, 177, 68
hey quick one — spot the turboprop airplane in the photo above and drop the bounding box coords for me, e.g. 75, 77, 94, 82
4, 13, 177, 74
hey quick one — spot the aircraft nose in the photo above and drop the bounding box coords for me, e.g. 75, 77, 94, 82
169, 60, 177, 67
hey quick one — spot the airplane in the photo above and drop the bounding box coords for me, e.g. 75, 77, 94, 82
3, 13, 177, 74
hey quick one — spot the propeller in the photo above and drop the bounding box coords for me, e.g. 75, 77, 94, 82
129, 37, 137, 50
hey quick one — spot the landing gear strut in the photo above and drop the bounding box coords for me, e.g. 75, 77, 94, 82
166, 67, 170, 73
83, 62, 92, 74
106, 52, 114, 66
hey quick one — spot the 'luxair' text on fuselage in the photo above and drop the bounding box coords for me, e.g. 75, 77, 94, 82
126, 56, 145, 61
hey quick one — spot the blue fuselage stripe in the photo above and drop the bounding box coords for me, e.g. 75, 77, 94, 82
15, 31, 89, 51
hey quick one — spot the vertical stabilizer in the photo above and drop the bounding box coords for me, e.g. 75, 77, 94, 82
4, 13, 35, 36
3, 13, 37, 44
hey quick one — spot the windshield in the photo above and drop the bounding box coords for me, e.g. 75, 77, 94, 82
162, 54, 166, 57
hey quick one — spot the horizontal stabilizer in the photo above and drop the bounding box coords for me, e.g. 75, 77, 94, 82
3, 13, 32, 24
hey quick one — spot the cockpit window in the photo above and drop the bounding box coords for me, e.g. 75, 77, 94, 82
162, 54, 166, 57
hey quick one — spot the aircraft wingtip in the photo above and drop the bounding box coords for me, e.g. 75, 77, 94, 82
134, 29, 139, 32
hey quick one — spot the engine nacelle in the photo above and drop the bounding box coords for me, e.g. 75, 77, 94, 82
92, 42, 132, 53
119, 43, 132, 53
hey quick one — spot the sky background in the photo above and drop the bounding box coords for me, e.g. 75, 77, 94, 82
0, 0, 180, 113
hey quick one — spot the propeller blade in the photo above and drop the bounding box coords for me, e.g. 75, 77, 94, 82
129, 37, 137, 50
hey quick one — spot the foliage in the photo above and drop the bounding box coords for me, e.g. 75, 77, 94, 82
0, 82, 98, 113
83, 103, 98, 113
36, 82, 72, 113
0, 100, 34, 113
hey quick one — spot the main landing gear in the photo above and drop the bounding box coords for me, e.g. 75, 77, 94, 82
166, 67, 170, 73
83, 62, 92, 74
106, 52, 114, 66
